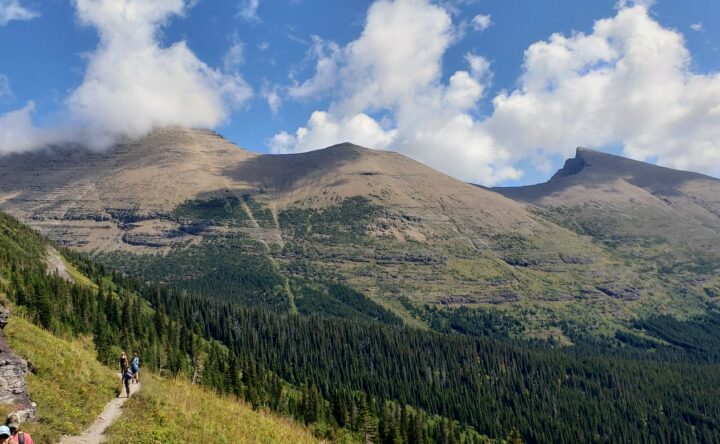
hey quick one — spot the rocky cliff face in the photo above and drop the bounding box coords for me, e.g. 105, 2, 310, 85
0, 306, 35, 421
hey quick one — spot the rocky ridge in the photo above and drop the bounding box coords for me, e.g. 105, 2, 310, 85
0, 305, 35, 421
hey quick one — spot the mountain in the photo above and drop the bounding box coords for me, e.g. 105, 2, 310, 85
496, 147, 720, 313
1, 129, 717, 340
3, 209, 720, 443
0, 127, 580, 254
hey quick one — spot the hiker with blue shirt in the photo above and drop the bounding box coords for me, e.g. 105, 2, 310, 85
131, 351, 140, 383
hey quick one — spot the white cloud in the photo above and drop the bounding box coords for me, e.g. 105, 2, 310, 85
238, 0, 259, 21
223, 38, 245, 72
615, 0, 654, 8
271, 0, 518, 185
287, 37, 341, 100
0, 0, 38, 26
0, 103, 38, 153
269, 111, 396, 154
471, 14, 491, 32
690, 22, 703, 32
261, 83, 282, 114
274, 0, 720, 184
0, 0, 252, 154
483, 4, 720, 176
0, 74, 12, 100
0, 102, 64, 153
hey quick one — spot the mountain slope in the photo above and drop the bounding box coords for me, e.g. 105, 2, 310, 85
0, 211, 493, 443
105, 374, 319, 444
3, 210, 720, 442
0, 128, 643, 335
496, 147, 720, 314
2, 129, 718, 338
3, 315, 119, 442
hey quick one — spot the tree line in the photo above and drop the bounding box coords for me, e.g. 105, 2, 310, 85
0, 212, 494, 443
3, 211, 720, 442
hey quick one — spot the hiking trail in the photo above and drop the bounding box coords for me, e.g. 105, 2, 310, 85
59, 378, 141, 444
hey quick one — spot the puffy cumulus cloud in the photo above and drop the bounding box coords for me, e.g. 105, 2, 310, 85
471, 14, 492, 32
0, 0, 252, 154
270, 0, 519, 185
274, 0, 720, 184
338, 0, 453, 114
0, 0, 38, 26
0, 103, 65, 153
483, 4, 720, 176
270, 111, 396, 154
66, 0, 252, 148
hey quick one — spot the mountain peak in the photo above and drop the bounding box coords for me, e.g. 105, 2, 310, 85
496, 147, 718, 202
551, 147, 589, 179
550, 146, 717, 187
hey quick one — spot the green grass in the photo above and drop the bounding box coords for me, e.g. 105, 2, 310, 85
59, 254, 97, 289
4, 314, 118, 443
105, 374, 320, 444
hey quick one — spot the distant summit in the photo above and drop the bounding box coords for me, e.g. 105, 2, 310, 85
495, 147, 720, 301
497, 147, 719, 202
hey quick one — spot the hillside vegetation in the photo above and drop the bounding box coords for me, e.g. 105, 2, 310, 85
5, 128, 715, 341
105, 374, 319, 444
3, 209, 720, 442
2, 315, 117, 443
0, 212, 492, 443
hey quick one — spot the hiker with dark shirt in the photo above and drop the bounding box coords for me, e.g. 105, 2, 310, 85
131, 351, 140, 383
119, 351, 128, 374
5, 414, 34, 444
121, 367, 133, 398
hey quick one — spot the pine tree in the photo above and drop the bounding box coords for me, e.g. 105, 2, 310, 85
506, 428, 523, 444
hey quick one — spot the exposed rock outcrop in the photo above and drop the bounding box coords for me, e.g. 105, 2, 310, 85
0, 306, 36, 421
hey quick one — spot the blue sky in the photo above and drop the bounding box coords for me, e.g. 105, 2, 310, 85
0, 0, 719, 186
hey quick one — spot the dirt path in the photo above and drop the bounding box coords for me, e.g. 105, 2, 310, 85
59, 378, 141, 444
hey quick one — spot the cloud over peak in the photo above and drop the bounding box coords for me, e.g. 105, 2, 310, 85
270, 0, 517, 184
0, 0, 252, 153
273, 0, 720, 184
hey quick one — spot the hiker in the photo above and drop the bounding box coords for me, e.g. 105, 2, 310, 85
121, 367, 133, 398
5, 414, 34, 444
119, 351, 128, 374
131, 351, 140, 383
0, 426, 9, 444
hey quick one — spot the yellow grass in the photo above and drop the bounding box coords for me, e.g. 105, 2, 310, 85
4, 315, 118, 443
105, 373, 320, 444
59, 255, 98, 289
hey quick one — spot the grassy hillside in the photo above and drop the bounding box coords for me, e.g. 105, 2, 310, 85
105, 374, 320, 444
0, 212, 493, 443
2, 309, 325, 444
5, 208, 718, 442
3, 314, 118, 443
